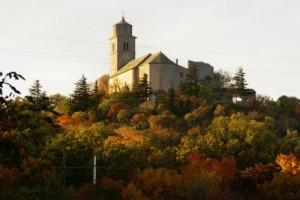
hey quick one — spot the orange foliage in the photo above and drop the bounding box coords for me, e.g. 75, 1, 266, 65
276, 154, 300, 175
122, 168, 184, 200
57, 112, 89, 127
239, 163, 279, 184
148, 113, 177, 129
57, 115, 74, 126
106, 126, 145, 146
187, 153, 237, 179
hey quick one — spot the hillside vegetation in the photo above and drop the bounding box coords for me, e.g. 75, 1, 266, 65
1, 69, 300, 200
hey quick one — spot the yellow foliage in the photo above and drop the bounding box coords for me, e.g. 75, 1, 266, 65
106, 126, 145, 146
276, 154, 300, 175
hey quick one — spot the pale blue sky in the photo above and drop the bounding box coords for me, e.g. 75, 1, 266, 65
0, 0, 299, 99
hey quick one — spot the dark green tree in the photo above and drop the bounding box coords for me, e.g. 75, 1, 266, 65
89, 80, 102, 108
27, 80, 50, 110
29, 80, 42, 98
233, 67, 247, 90
134, 73, 152, 102
71, 75, 91, 112
179, 65, 200, 96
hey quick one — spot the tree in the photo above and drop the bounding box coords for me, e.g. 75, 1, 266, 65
214, 70, 232, 89
96, 74, 109, 96
258, 173, 300, 200
233, 67, 247, 90
27, 80, 50, 110
195, 113, 279, 167
50, 94, 72, 115
134, 73, 152, 102
89, 80, 101, 108
29, 80, 42, 99
71, 75, 91, 112
179, 65, 200, 96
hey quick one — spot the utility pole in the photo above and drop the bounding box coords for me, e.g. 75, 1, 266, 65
93, 153, 97, 184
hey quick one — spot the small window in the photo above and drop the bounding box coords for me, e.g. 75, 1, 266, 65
179, 72, 183, 78
123, 42, 129, 51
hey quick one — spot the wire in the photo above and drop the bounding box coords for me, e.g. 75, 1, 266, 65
0, 49, 109, 64
2, 33, 300, 60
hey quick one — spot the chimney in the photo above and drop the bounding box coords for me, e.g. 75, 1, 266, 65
176, 58, 178, 65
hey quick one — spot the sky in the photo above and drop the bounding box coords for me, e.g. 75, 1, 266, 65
0, 0, 300, 99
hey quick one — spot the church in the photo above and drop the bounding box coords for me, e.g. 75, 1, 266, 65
108, 17, 214, 92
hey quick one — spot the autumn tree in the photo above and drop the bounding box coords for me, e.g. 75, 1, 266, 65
258, 173, 300, 200
189, 113, 279, 167
96, 74, 109, 96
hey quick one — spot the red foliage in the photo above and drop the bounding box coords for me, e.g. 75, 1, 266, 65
57, 112, 89, 127
187, 153, 237, 179
108, 103, 128, 118
239, 163, 280, 184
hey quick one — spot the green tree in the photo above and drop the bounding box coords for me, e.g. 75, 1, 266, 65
50, 94, 72, 115
71, 75, 91, 112
89, 81, 102, 108
233, 67, 247, 90
27, 80, 50, 110
179, 65, 200, 96
188, 113, 279, 167
29, 80, 42, 99
134, 73, 152, 102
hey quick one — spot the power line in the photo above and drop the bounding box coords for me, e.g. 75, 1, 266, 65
0, 49, 109, 64
2, 33, 300, 60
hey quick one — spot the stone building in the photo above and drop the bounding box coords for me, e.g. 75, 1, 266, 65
108, 17, 214, 92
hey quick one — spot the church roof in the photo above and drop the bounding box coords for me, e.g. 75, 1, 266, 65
116, 17, 132, 26
111, 53, 152, 78
110, 52, 177, 78
148, 52, 175, 64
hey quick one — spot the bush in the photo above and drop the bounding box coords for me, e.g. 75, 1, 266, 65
149, 113, 177, 129
117, 109, 132, 123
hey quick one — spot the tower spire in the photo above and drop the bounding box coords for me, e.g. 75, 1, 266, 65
109, 15, 136, 75
121, 11, 125, 21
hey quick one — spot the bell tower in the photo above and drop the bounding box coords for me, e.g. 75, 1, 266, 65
109, 17, 136, 76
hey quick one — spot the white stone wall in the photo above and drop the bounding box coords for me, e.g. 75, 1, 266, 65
109, 70, 134, 92
138, 63, 150, 79
149, 63, 187, 91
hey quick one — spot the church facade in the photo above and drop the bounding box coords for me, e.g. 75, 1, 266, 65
108, 17, 214, 92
